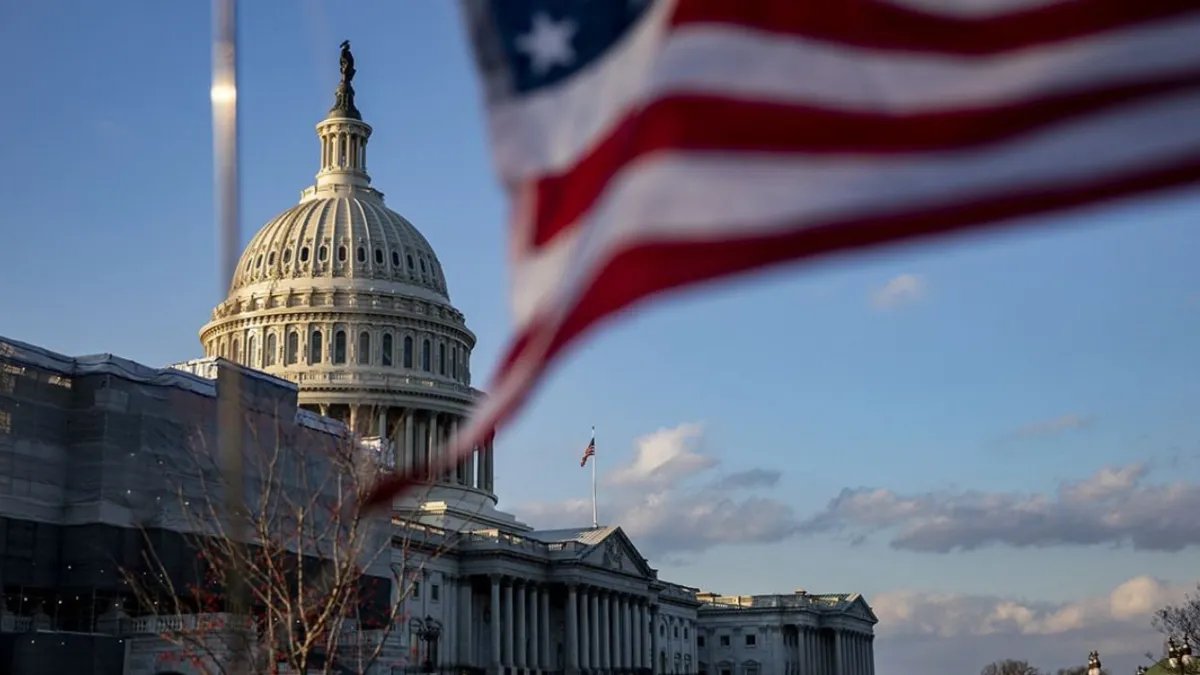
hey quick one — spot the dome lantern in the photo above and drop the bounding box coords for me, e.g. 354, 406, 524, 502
315, 40, 372, 190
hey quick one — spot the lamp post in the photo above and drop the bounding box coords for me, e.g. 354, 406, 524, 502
409, 615, 443, 673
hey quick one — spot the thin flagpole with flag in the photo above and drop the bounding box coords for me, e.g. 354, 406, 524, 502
580, 426, 597, 528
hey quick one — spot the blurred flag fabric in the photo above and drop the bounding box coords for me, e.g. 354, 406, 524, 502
368, 0, 1200, 504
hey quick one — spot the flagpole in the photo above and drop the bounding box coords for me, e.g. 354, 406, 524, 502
590, 425, 598, 528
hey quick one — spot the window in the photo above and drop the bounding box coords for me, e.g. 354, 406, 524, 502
338, 245, 347, 262
286, 332, 299, 364
247, 335, 256, 367
374, 248, 384, 264
674, 626, 679, 638
392, 251, 400, 266
267, 251, 275, 266
255, 254, 263, 268
301, 246, 310, 262
438, 343, 446, 375
265, 333, 277, 366
411, 581, 420, 599
421, 340, 431, 371
231, 338, 240, 362
382, 334, 393, 367
333, 330, 347, 364
356, 247, 366, 263
698, 636, 705, 647
419, 258, 427, 274
310, 330, 323, 364
744, 634, 757, 647
451, 348, 458, 379
317, 245, 327, 262
431, 584, 440, 601
743, 662, 760, 675
685, 628, 689, 639
403, 336, 413, 368
358, 331, 370, 365
719, 635, 730, 647
406, 254, 414, 270
283, 249, 292, 263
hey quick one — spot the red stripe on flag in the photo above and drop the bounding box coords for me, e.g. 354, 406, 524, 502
526, 73, 1200, 249
671, 0, 1200, 55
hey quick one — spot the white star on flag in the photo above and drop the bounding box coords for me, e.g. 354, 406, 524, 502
516, 12, 577, 76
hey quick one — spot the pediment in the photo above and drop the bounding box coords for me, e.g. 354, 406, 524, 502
843, 595, 878, 624
583, 528, 654, 577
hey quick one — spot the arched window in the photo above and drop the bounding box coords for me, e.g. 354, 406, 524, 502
421, 339, 431, 371
392, 251, 400, 267
374, 248, 383, 264
265, 333, 277, 366
356, 247, 366, 263
231, 338, 240, 363
300, 246, 310, 262
310, 330, 323, 364
247, 335, 256, 367
286, 331, 299, 364
333, 330, 347, 364
451, 347, 458, 379
358, 331, 370, 365
403, 336, 413, 368
317, 245, 327, 262
338, 245, 347, 262
438, 343, 446, 375
382, 333, 393, 367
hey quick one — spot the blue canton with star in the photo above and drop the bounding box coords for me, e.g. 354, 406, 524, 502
483, 0, 654, 95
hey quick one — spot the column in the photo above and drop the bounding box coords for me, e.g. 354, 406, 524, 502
622, 596, 632, 669
516, 582, 527, 670
578, 588, 590, 673
612, 595, 622, 669
529, 585, 540, 673
540, 588, 551, 671
443, 577, 456, 667
633, 601, 643, 670
608, 594, 619, 668
589, 591, 600, 672
598, 592, 609, 670
834, 630, 843, 675
649, 606, 659, 675
460, 579, 474, 667
868, 635, 876, 675
491, 577, 502, 673
566, 585, 580, 673
426, 412, 439, 480
504, 579, 515, 671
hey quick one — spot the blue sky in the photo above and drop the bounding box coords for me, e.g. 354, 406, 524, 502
2, 2, 1198, 673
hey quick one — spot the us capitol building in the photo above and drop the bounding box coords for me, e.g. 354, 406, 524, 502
0, 46, 876, 675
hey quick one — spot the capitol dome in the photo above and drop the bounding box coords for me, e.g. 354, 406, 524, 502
198, 43, 515, 530
230, 191, 451, 301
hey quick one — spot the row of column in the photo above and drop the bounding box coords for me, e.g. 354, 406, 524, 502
487, 576, 553, 672
789, 626, 874, 675
320, 126, 366, 172
484, 577, 657, 674
565, 585, 654, 673
839, 631, 874, 675
318, 404, 495, 492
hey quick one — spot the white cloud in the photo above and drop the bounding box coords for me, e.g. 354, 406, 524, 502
870, 274, 925, 309
800, 463, 1200, 552
871, 576, 1193, 675
517, 423, 797, 555
608, 423, 715, 487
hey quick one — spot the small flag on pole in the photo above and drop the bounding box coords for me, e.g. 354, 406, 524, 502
580, 436, 596, 467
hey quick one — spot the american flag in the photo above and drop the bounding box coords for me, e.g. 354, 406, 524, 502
368, 0, 1200, 505
580, 436, 596, 467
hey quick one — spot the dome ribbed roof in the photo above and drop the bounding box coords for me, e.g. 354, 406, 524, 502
230, 190, 449, 300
